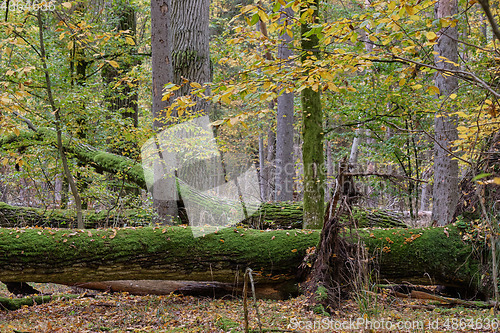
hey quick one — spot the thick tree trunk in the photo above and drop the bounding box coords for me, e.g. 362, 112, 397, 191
432, 0, 459, 226
275, 5, 295, 202
170, 0, 211, 115
0, 226, 485, 295
300, 0, 324, 229
151, 0, 177, 222
150, 0, 211, 223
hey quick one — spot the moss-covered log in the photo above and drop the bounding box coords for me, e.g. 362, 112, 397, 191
0, 225, 487, 294
0, 294, 80, 311
1, 130, 407, 229
0, 202, 151, 228
0, 226, 317, 285
0, 200, 405, 230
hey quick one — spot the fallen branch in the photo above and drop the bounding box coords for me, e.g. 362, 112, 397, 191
0, 294, 80, 311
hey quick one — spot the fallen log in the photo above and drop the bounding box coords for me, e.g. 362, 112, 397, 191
0, 201, 405, 229
68, 280, 295, 299
0, 294, 80, 311
0, 225, 487, 296
1, 131, 406, 229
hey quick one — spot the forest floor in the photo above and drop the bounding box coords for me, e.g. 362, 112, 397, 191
0, 283, 498, 332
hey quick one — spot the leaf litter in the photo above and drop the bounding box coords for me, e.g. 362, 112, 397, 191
0, 283, 498, 332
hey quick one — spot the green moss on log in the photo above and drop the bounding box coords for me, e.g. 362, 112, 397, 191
0, 294, 79, 311
0, 202, 151, 228
358, 226, 481, 287
0, 226, 319, 284
0, 225, 488, 295
1, 199, 406, 229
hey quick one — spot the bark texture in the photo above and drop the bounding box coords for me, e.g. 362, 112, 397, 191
432, 0, 459, 226
151, 0, 177, 222
300, 0, 325, 229
150, 0, 211, 223
275, 6, 295, 202
170, 0, 211, 114
151, 0, 173, 130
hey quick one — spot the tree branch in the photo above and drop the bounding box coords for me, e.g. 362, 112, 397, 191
478, 0, 500, 42
391, 55, 500, 99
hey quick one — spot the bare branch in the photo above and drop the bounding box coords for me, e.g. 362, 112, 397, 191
391, 55, 500, 99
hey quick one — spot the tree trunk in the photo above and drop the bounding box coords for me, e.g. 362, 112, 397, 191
275, 6, 295, 202
300, 0, 324, 229
432, 0, 459, 226
0, 226, 486, 295
150, 0, 211, 223
258, 134, 268, 201
170, 0, 211, 115
151, 0, 177, 222
265, 129, 276, 200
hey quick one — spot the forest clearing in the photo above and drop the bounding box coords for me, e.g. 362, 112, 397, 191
1, 0, 500, 331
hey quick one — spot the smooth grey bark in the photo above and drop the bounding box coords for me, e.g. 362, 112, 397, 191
151, 0, 176, 222
325, 140, 334, 201
275, 6, 295, 202
151, 0, 173, 131
432, 0, 459, 226
349, 129, 361, 168
258, 134, 268, 201
265, 130, 276, 201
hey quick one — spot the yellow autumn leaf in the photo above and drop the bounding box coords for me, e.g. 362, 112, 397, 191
108, 60, 119, 68
61, 2, 72, 9
125, 36, 135, 45
66, 40, 74, 50
449, 93, 457, 99
221, 94, 231, 104
426, 31, 437, 41
405, 5, 414, 15
190, 82, 202, 89
427, 86, 440, 95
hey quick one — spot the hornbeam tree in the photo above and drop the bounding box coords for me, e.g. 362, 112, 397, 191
432, 0, 459, 226
275, 5, 295, 202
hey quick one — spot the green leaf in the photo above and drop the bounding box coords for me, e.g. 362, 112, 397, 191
249, 13, 260, 26
472, 173, 491, 181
